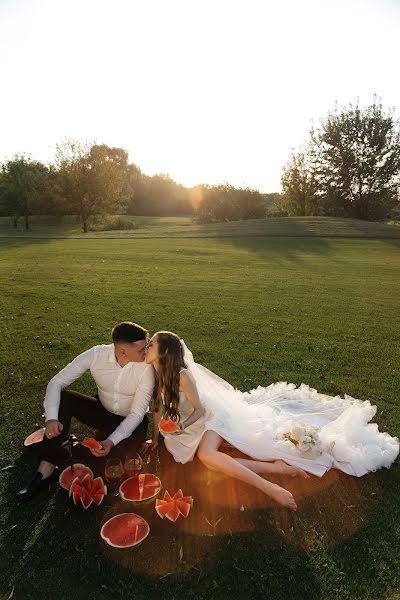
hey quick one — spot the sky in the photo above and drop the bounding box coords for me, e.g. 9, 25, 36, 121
0, 0, 399, 192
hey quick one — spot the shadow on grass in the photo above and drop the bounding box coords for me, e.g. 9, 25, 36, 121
2, 441, 400, 600
219, 234, 400, 265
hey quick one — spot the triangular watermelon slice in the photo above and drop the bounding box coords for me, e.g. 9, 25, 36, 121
69, 473, 107, 509
82, 437, 102, 451
155, 489, 193, 521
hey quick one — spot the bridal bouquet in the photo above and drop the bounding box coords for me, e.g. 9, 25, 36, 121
281, 422, 323, 454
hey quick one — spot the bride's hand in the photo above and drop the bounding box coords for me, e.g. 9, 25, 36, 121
140, 439, 159, 453
171, 424, 185, 436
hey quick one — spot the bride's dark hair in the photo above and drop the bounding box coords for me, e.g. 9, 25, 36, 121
153, 331, 187, 422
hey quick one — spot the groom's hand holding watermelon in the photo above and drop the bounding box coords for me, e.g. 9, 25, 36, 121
91, 439, 114, 457
45, 419, 63, 439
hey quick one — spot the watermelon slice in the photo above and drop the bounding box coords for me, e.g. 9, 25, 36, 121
155, 489, 193, 522
101, 513, 150, 548
69, 473, 107, 508
24, 427, 45, 447
119, 473, 161, 502
59, 463, 94, 490
82, 437, 102, 451
159, 419, 180, 435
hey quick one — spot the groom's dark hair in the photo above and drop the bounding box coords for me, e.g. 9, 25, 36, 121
112, 321, 148, 344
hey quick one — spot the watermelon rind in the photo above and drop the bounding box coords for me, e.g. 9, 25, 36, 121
100, 513, 150, 548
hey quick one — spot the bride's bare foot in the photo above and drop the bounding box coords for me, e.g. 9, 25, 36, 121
264, 482, 298, 511
274, 459, 310, 479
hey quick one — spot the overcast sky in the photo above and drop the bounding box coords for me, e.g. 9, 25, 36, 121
0, 0, 399, 191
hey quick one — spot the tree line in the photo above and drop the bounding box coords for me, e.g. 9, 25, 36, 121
1, 98, 399, 231
0, 139, 271, 231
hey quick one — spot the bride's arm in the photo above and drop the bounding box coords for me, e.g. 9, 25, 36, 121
151, 399, 162, 443
179, 370, 205, 430
142, 399, 162, 451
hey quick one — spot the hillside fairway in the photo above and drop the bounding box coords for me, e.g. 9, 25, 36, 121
0, 229, 399, 600
1, 214, 400, 239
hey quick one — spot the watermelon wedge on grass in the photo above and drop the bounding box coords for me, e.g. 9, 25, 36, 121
69, 473, 107, 509
100, 513, 150, 548
155, 489, 193, 522
24, 428, 45, 446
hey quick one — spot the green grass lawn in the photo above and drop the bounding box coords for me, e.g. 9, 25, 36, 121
1, 214, 400, 239
0, 224, 399, 599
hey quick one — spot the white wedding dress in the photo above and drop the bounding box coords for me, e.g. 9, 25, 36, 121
162, 342, 399, 477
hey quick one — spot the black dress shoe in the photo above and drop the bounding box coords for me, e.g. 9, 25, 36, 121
16, 471, 56, 503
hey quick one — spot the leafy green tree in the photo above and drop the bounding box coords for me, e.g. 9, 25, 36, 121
54, 140, 128, 232
196, 183, 266, 223
0, 155, 49, 230
128, 173, 192, 215
309, 98, 400, 220
281, 151, 318, 216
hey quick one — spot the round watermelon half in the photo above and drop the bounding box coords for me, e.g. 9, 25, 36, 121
59, 463, 94, 490
24, 428, 45, 447
100, 513, 150, 548
119, 473, 161, 502
159, 419, 180, 435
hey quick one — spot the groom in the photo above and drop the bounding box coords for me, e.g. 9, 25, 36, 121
17, 321, 154, 502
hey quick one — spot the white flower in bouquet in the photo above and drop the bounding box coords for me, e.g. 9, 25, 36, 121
282, 421, 323, 454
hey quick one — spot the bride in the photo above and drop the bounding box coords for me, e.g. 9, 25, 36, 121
144, 331, 399, 511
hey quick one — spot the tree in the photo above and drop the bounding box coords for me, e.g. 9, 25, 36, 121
54, 140, 129, 232
196, 183, 266, 223
0, 155, 49, 230
127, 173, 192, 216
309, 98, 400, 220
281, 150, 318, 216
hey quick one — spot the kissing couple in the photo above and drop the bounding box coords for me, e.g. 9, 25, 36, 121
18, 321, 399, 510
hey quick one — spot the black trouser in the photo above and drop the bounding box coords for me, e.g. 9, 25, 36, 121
40, 389, 148, 467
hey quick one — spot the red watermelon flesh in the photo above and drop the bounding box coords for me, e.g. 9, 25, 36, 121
24, 428, 45, 447
176, 499, 191, 518
59, 464, 94, 490
155, 489, 193, 521
155, 500, 171, 519
69, 474, 107, 509
119, 473, 161, 502
163, 490, 173, 502
82, 437, 102, 451
101, 513, 150, 548
159, 419, 180, 434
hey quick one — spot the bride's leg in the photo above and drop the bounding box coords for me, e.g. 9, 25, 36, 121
197, 431, 298, 510
233, 458, 310, 479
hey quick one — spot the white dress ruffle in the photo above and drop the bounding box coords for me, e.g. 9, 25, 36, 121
162, 343, 399, 478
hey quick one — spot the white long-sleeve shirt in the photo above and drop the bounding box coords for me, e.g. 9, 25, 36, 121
43, 344, 155, 446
